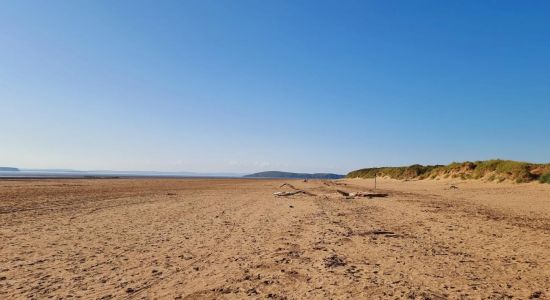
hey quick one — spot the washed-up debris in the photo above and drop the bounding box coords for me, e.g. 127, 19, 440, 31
449, 185, 459, 189
274, 191, 302, 197
362, 193, 389, 198
280, 183, 297, 189
368, 230, 395, 235
336, 189, 388, 199
274, 183, 316, 197
274, 190, 312, 197
336, 189, 351, 197
324, 254, 347, 268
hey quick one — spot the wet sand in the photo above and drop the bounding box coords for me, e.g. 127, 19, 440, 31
1, 178, 549, 299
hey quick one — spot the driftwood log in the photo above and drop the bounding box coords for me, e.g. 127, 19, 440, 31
274, 183, 316, 197
280, 183, 297, 189
274, 190, 316, 197
362, 193, 389, 199
274, 191, 306, 197
337, 189, 388, 199
336, 190, 350, 197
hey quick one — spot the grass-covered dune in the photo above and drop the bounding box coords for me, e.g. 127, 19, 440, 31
347, 160, 550, 183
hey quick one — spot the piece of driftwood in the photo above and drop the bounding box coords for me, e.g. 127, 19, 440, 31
361, 193, 389, 199
368, 230, 395, 235
274, 189, 316, 197
336, 189, 350, 197
275, 190, 317, 197
274, 191, 306, 197
337, 189, 388, 199
303, 190, 317, 196
275, 183, 316, 197
280, 183, 298, 189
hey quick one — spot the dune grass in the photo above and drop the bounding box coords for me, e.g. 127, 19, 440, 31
472, 160, 535, 183
346, 164, 441, 180
347, 159, 550, 183
540, 173, 550, 184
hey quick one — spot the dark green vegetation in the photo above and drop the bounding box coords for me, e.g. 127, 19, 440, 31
244, 171, 344, 179
0, 167, 19, 172
347, 160, 550, 183
540, 172, 550, 184
347, 164, 443, 180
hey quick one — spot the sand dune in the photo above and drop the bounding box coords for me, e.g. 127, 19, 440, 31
1, 178, 549, 299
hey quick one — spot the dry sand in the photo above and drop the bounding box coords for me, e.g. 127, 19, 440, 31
1, 178, 549, 299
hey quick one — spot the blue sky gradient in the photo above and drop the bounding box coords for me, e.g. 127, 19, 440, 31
1, 1, 549, 173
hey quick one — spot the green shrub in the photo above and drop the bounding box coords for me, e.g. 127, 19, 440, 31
346, 164, 441, 180
540, 172, 550, 184
473, 160, 535, 182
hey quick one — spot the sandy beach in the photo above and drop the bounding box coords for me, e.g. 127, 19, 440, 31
1, 178, 549, 299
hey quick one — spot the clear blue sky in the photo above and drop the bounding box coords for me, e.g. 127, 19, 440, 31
1, 1, 549, 173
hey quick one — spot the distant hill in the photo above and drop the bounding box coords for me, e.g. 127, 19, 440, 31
244, 171, 344, 179
0, 167, 19, 172
347, 159, 550, 183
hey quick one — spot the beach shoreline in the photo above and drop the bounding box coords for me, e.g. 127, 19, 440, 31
1, 178, 549, 298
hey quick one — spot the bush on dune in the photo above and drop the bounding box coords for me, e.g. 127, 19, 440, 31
473, 160, 535, 182
347, 164, 441, 180
540, 173, 550, 184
